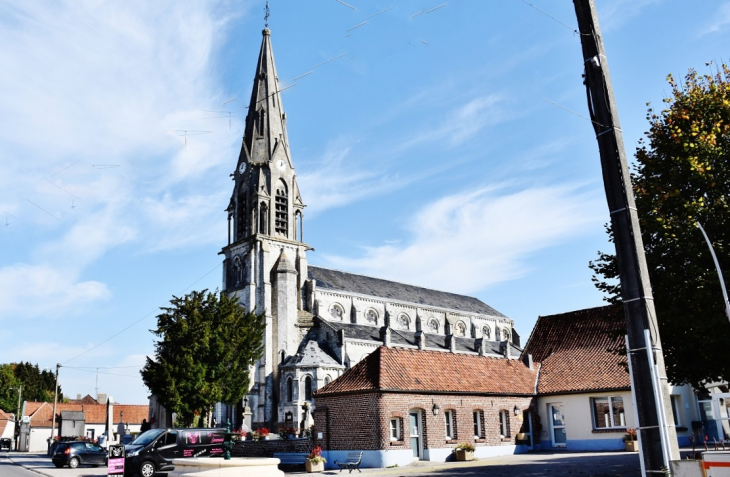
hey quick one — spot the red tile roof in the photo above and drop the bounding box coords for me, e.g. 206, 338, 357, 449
316, 346, 537, 396
0, 409, 12, 436
26, 402, 148, 428
521, 304, 630, 395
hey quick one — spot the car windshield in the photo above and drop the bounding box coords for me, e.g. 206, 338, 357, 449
131, 429, 165, 446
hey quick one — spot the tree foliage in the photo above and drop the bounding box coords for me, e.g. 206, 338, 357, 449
0, 362, 63, 413
590, 64, 730, 388
141, 290, 265, 426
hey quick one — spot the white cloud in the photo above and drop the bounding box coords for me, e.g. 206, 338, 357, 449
0, 264, 110, 319
321, 183, 604, 295
597, 0, 661, 31
702, 2, 730, 34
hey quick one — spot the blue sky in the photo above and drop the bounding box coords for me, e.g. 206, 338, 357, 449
1, 0, 729, 405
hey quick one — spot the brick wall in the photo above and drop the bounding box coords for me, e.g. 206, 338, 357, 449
315, 392, 536, 452
231, 437, 323, 457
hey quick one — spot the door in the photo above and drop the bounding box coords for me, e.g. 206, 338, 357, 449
157, 431, 179, 462
409, 411, 422, 459
549, 404, 566, 447
520, 410, 533, 449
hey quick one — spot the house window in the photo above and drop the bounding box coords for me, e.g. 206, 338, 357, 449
445, 410, 455, 440
671, 395, 682, 427
390, 418, 401, 441
592, 396, 625, 429
304, 376, 313, 401
499, 410, 509, 437
473, 411, 483, 439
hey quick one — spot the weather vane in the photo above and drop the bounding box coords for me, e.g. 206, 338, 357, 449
264, 1, 270, 28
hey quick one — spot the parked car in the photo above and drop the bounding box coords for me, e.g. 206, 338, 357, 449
124, 428, 226, 477
52, 441, 108, 468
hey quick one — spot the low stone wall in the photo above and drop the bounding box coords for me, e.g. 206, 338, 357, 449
231, 438, 324, 458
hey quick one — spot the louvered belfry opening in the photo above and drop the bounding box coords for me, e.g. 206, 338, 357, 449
275, 186, 288, 236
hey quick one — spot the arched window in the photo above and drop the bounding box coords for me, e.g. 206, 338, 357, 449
324, 376, 331, 386
455, 322, 466, 337
286, 377, 293, 402
232, 257, 242, 287
329, 303, 345, 320
397, 313, 410, 330
257, 109, 265, 136
236, 195, 246, 240
482, 326, 491, 340
365, 309, 378, 324
304, 376, 313, 401
259, 202, 268, 235
275, 181, 288, 237
294, 210, 303, 242
428, 319, 439, 333
503, 329, 510, 342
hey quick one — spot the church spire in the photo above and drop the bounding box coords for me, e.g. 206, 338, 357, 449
240, 28, 291, 168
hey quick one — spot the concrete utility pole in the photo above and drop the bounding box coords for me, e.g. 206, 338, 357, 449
573, 1, 679, 475
50, 364, 61, 446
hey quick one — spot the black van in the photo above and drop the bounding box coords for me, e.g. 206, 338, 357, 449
124, 428, 226, 477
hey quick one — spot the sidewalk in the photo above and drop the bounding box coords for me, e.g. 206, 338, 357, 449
4, 452, 107, 477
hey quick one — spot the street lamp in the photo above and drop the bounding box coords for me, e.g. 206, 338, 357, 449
697, 222, 730, 323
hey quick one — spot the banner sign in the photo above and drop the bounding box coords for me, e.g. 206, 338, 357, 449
107, 444, 125, 476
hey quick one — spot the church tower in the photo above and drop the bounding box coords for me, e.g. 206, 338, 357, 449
222, 27, 310, 427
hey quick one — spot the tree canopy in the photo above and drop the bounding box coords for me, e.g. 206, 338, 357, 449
0, 362, 63, 413
141, 290, 265, 426
590, 64, 730, 389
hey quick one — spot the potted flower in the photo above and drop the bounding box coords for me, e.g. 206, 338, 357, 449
278, 426, 297, 440
252, 427, 270, 441
454, 442, 475, 461
306, 446, 326, 472
624, 428, 638, 452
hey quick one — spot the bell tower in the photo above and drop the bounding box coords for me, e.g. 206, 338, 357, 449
222, 27, 309, 427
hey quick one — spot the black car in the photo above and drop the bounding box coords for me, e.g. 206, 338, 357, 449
52, 441, 108, 468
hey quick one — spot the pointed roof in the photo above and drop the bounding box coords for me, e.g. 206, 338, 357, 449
240, 28, 291, 168
521, 304, 630, 395
315, 346, 537, 397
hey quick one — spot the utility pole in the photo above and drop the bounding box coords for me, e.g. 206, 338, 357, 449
573, 1, 679, 475
50, 364, 61, 447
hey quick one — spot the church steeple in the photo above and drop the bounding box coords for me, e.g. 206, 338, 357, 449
228, 28, 305, 245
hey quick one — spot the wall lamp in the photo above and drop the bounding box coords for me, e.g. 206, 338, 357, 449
514, 406, 520, 416
432, 404, 440, 416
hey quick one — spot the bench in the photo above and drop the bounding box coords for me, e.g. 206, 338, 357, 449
273, 452, 308, 467
335, 451, 363, 473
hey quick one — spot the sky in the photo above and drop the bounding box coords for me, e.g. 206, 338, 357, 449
1, 0, 729, 406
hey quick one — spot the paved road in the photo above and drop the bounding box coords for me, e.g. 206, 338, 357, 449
4, 450, 641, 477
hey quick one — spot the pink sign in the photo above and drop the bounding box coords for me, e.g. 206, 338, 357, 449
108, 458, 125, 475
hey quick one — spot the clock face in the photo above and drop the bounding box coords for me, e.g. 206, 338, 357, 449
238, 162, 246, 174
277, 159, 286, 170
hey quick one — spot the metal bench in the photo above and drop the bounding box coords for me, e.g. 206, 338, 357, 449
335, 451, 363, 473
273, 452, 308, 467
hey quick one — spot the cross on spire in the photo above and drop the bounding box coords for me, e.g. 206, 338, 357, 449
264, 1, 270, 28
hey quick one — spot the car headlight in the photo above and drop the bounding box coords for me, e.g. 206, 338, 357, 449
126, 449, 139, 457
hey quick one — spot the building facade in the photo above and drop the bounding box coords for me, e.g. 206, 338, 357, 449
219, 28, 521, 431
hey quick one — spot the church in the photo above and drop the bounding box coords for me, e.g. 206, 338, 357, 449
220, 27, 522, 432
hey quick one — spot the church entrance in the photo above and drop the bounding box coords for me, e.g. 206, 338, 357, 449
408, 410, 423, 459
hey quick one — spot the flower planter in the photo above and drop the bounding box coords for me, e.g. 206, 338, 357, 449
305, 460, 325, 472
455, 449, 474, 461
624, 441, 639, 452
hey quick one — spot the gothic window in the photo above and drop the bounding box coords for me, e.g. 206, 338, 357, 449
304, 376, 313, 401
365, 309, 378, 324
455, 322, 466, 337
495, 327, 501, 341
257, 109, 265, 136
329, 303, 345, 320
275, 181, 288, 237
397, 313, 410, 330
482, 326, 491, 340
503, 329, 510, 342
236, 195, 246, 240
324, 375, 331, 386
428, 319, 439, 333
232, 257, 242, 287
286, 377, 293, 402
294, 210, 303, 242
259, 202, 268, 235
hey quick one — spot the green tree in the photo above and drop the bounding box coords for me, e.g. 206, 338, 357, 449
0, 364, 20, 413
141, 290, 265, 426
590, 64, 730, 389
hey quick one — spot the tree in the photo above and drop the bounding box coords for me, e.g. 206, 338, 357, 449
590, 64, 730, 389
0, 362, 64, 411
0, 364, 20, 413
141, 290, 265, 426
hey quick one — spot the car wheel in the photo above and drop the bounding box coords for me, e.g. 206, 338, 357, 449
140, 461, 156, 477
68, 457, 80, 469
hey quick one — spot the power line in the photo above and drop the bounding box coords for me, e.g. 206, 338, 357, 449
62, 262, 222, 365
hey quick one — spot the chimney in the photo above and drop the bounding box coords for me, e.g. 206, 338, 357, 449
97, 393, 107, 405
76, 394, 81, 400
523, 353, 533, 370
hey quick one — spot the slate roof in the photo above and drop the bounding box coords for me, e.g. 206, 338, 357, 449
315, 346, 537, 396
521, 304, 630, 395
283, 340, 343, 368
26, 402, 148, 428
320, 319, 522, 355
308, 266, 506, 317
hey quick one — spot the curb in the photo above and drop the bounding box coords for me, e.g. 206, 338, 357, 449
6, 454, 55, 477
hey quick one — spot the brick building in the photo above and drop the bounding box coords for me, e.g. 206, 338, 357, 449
313, 346, 537, 468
